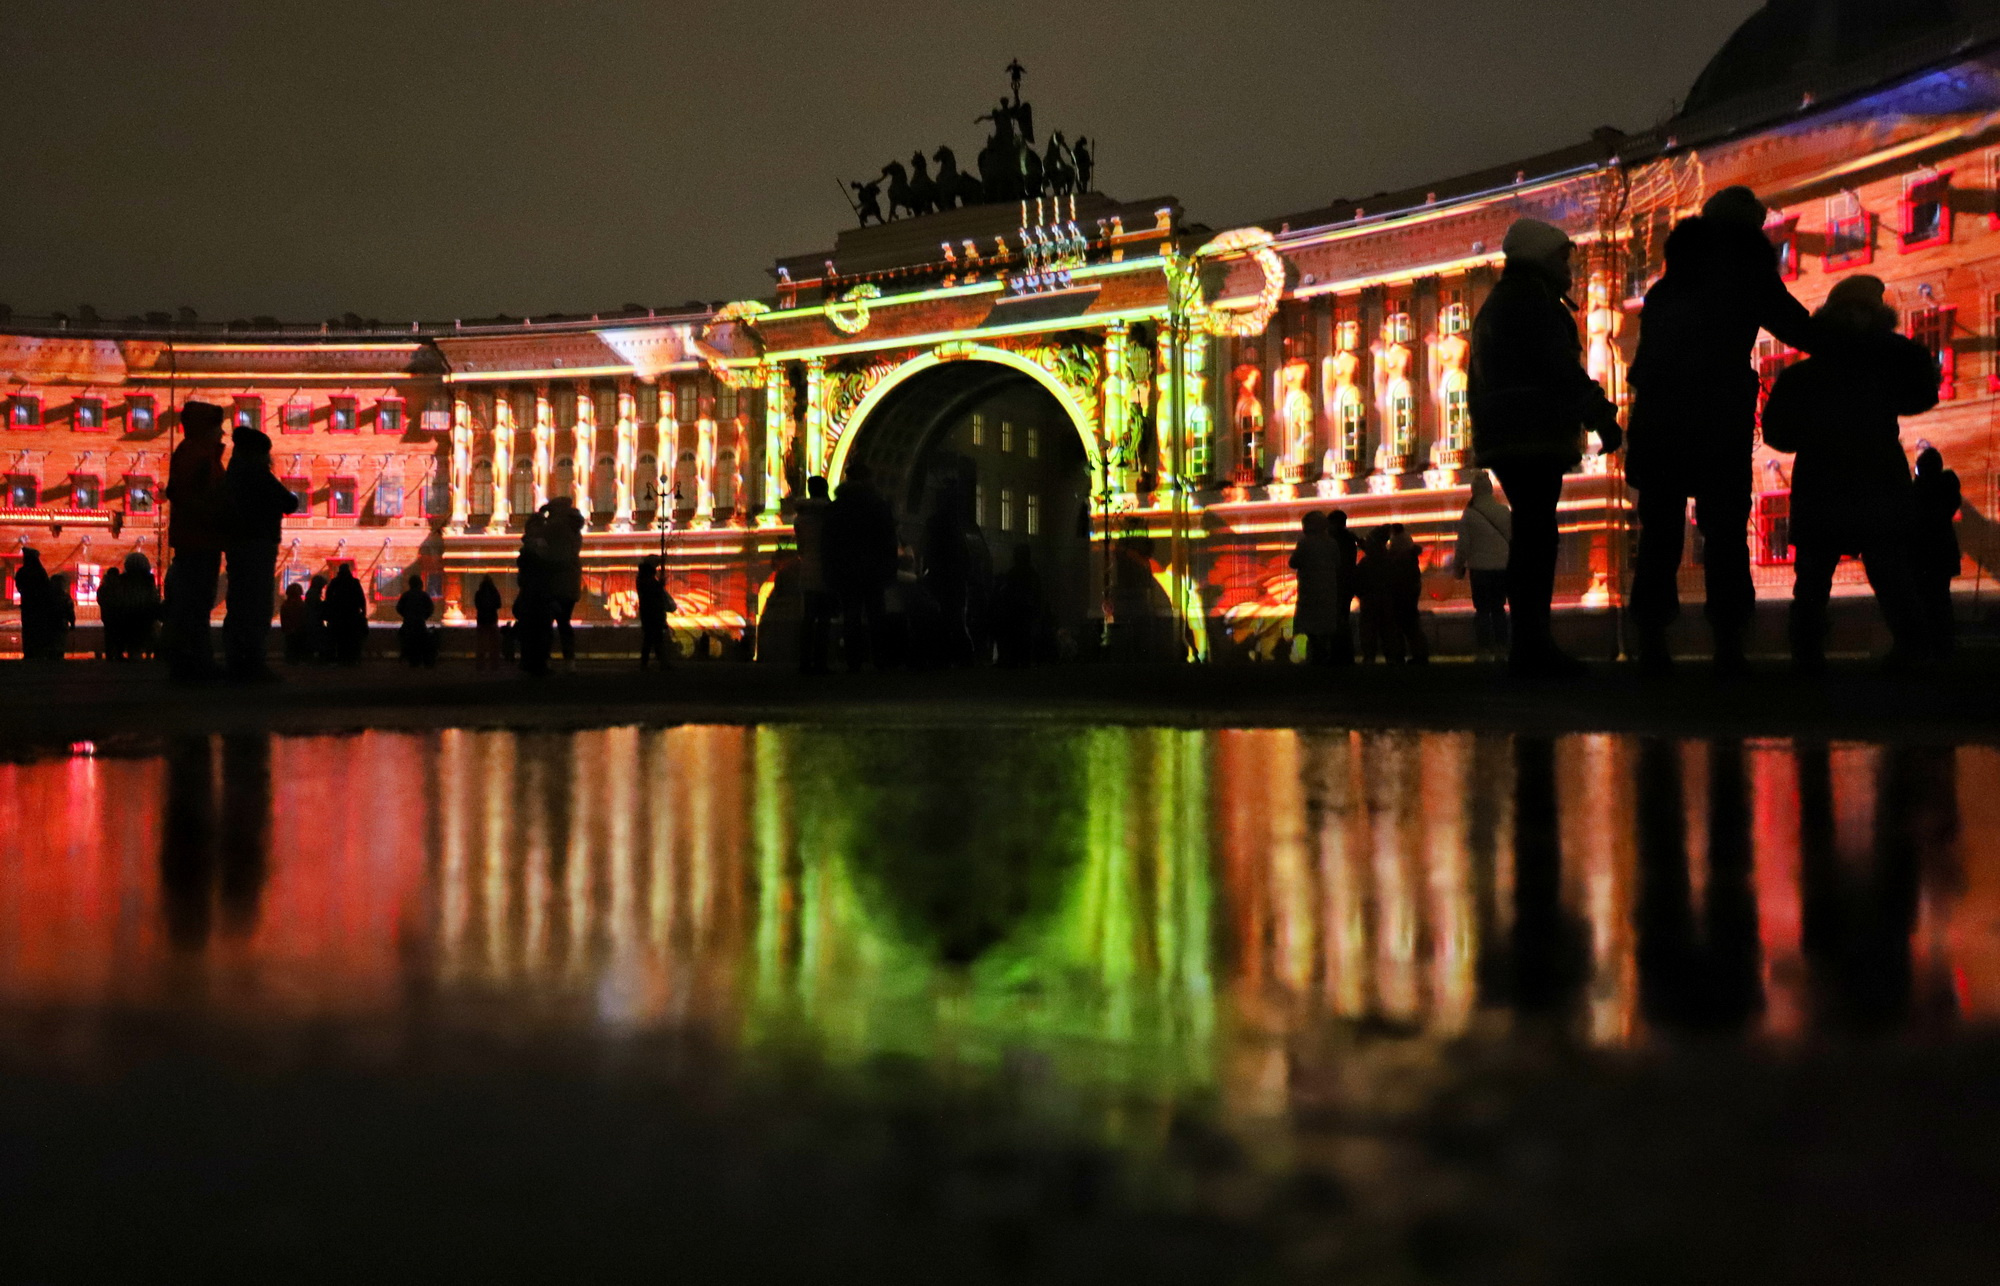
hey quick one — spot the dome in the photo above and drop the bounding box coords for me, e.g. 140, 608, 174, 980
1682, 0, 1961, 116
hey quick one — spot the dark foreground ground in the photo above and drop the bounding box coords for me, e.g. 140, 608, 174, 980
2, 647, 1999, 751
4, 1008, 1997, 1284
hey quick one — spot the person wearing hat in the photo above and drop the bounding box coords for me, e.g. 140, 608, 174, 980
1760, 274, 1936, 672
1627, 185, 1818, 675
163, 400, 229, 678
1469, 217, 1622, 676
221, 424, 300, 678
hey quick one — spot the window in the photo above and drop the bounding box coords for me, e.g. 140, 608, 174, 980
375, 476, 404, 517
421, 394, 451, 431
371, 566, 404, 600
1390, 392, 1416, 454
1441, 377, 1470, 451
1767, 216, 1801, 281
970, 413, 985, 447
509, 462, 533, 513
72, 564, 101, 606
1825, 191, 1874, 268
424, 469, 449, 518
375, 398, 405, 434
1909, 303, 1957, 400
1901, 171, 1952, 251
718, 386, 737, 421
282, 476, 312, 516
553, 456, 574, 502
329, 476, 358, 517
1755, 490, 1793, 566
1385, 308, 1414, 345
1439, 297, 1470, 336
1334, 319, 1360, 352
470, 460, 494, 514
284, 400, 312, 433
1755, 335, 1804, 427
637, 383, 660, 422
71, 474, 100, 509
330, 397, 357, 433
1026, 426, 1040, 459
975, 484, 986, 526
8, 395, 40, 428
675, 382, 697, 422
281, 564, 314, 595
232, 397, 263, 432
6, 474, 36, 508
999, 487, 1014, 531
1001, 420, 1014, 453
126, 396, 156, 434
592, 455, 616, 512
73, 398, 105, 431
637, 453, 659, 508
124, 474, 156, 514
1026, 493, 1040, 535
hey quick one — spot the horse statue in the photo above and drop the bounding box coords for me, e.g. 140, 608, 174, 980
881, 160, 918, 220
1044, 133, 1076, 198
1021, 144, 1045, 200
975, 98, 1022, 202
850, 178, 884, 227
1072, 136, 1094, 193
933, 145, 984, 210
907, 152, 939, 217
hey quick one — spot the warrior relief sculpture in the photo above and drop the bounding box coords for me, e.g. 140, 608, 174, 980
1277, 351, 1314, 492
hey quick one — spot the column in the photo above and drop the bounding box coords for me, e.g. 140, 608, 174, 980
533, 383, 553, 509
1184, 331, 1212, 484
654, 382, 677, 530
803, 357, 827, 479
572, 380, 595, 513
1154, 327, 1178, 496
612, 380, 637, 532
447, 388, 472, 533
1101, 322, 1131, 508
759, 364, 788, 527
694, 411, 716, 526
491, 387, 514, 526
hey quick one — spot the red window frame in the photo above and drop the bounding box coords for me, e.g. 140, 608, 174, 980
125, 396, 157, 434
329, 397, 358, 434
328, 475, 358, 517
70, 473, 102, 510
8, 395, 41, 429
1755, 490, 1794, 566
123, 474, 156, 514
232, 397, 264, 432
5, 473, 38, 509
1825, 195, 1875, 270
1767, 216, 1801, 281
1909, 304, 1957, 400
72, 397, 106, 432
374, 396, 406, 435
1900, 171, 1953, 252
282, 400, 313, 434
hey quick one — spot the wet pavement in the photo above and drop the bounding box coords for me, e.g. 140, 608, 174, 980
4, 722, 2000, 1281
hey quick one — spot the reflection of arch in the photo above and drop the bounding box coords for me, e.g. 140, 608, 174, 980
825, 344, 1101, 487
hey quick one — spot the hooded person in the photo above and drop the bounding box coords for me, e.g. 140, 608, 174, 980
324, 562, 370, 664
1760, 274, 1936, 672
1627, 185, 1818, 675
824, 463, 898, 671
221, 425, 300, 678
1468, 218, 1621, 676
163, 400, 228, 678
121, 551, 160, 660
13, 547, 53, 660
1911, 446, 1963, 659
1453, 470, 1513, 660
1288, 510, 1354, 666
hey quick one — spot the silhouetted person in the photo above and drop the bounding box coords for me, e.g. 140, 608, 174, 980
13, 547, 53, 660
546, 499, 585, 664
121, 551, 160, 660
302, 573, 331, 662
636, 555, 675, 670
1629, 186, 1817, 675
1384, 524, 1429, 664
396, 574, 435, 666
216, 734, 274, 935
1289, 510, 1353, 666
96, 565, 124, 659
159, 736, 219, 949
922, 480, 977, 666
993, 545, 1042, 668
45, 573, 75, 659
1355, 527, 1392, 664
1762, 275, 1935, 673
473, 574, 504, 670
794, 476, 834, 674
1912, 446, 1963, 659
222, 425, 298, 679
1635, 739, 1763, 1032
324, 564, 368, 664
514, 509, 556, 676
1469, 219, 1621, 676
164, 399, 228, 679
280, 581, 310, 663
1511, 736, 1586, 1013
826, 463, 898, 671
1453, 470, 1512, 661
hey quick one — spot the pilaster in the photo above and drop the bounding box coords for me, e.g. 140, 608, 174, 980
612, 380, 637, 531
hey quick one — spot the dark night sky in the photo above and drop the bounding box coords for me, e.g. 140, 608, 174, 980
2, 1, 1761, 322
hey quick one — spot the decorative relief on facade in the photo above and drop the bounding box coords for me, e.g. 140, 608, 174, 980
1007, 336, 1102, 431
828, 356, 903, 435
1428, 296, 1471, 479
1194, 227, 1284, 337
1276, 346, 1314, 495
1373, 307, 1417, 487
824, 283, 881, 335
1230, 360, 1265, 487
1319, 318, 1365, 494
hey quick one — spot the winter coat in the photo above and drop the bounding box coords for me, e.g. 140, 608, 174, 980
1912, 466, 1963, 579
225, 459, 300, 546
1628, 215, 1816, 487
325, 571, 369, 632
1761, 329, 1938, 554
793, 498, 832, 595
473, 579, 503, 628
396, 588, 434, 629
826, 481, 898, 594
1454, 489, 1512, 573
165, 438, 227, 552
1288, 530, 1354, 634
1469, 261, 1618, 469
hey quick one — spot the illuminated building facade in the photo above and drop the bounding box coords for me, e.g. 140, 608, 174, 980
6, 5, 2000, 652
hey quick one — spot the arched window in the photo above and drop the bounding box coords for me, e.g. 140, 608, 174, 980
509, 461, 534, 514
1439, 370, 1469, 453
1388, 385, 1416, 458
592, 454, 616, 513
1335, 388, 1366, 467
553, 456, 574, 502
715, 450, 737, 510
471, 459, 494, 514
636, 453, 659, 510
